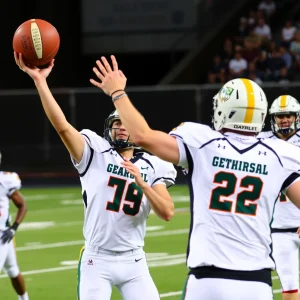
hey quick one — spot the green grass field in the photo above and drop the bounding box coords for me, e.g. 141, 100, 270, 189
0, 185, 286, 299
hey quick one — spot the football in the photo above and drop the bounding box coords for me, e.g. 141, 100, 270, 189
13, 19, 60, 66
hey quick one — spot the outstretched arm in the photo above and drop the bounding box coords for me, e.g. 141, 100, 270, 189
90, 55, 179, 164
14, 53, 85, 162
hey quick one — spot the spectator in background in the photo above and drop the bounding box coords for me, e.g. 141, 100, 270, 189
207, 55, 226, 84
281, 20, 297, 49
267, 41, 277, 57
266, 48, 287, 82
245, 61, 263, 82
247, 10, 257, 31
220, 37, 234, 64
290, 31, 300, 60
258, 0, 276, 21
248, 71, 263, 85
254, 18, 272, 42
241, 37, 260, 63
235, 17, 249, 44
290, 32, 300, 77
279, 46, 292, 70
255, 50, 269, 78
229, 51, 248, 79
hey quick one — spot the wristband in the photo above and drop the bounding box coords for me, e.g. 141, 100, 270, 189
111, 89, 125, 97
112, 93, 128, 102
11, 222, 19, 231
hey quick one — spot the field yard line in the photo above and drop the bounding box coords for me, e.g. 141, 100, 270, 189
161, 291, 182, 298
17, 240, 84, 251
0, 266, 77, 278
16, 229, 189, 251
0, 258, 185, 279
146, 229, 188, 237
25, 193, 76, 201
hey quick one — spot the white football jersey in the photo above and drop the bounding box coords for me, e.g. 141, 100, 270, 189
0, 172, 21, 231
72, 130, 176, 251
257, 130, 300, 229
170, 122, 300, 271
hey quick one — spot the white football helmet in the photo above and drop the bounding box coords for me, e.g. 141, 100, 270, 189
213, 78, 268, 133
269, 95, 300, 134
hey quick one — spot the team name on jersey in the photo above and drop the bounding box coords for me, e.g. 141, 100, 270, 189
107, 163, 148, 182
212, 156, 268, 175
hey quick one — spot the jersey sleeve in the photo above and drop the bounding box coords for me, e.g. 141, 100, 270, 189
169, 122, 221, 168
151, 157, 177, 188
6, 172, 22, 196
273, 140, 300, 194
71, 129, 109, 175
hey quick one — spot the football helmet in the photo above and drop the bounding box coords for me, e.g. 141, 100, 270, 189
269, 95, 300, 134
104, 110, 135, 149
212, 78, 267, 133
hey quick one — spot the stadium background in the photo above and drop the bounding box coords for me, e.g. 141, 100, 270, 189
0, 0, 300, 299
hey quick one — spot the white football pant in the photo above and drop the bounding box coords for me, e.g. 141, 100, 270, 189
182, 275, 273, 300
77, 246, 160, 300
272, 232, 300, 293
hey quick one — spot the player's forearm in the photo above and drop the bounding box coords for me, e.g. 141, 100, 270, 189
113, 94, 151, 145
140, 184, 174, 221
34, 78, 70, 133
14, 203, 27, 225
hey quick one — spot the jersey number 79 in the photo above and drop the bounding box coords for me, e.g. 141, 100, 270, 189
106, 176, 143, 216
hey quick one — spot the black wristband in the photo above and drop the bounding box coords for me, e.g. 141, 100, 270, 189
111, 89, 125, 97
11, 222, 19, 231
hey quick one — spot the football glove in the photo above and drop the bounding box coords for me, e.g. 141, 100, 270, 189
1, 222, 19, 244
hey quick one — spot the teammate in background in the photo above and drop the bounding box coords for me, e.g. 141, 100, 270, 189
0, 152, 29, 300
257, 95, 300, 300
14, 53, 176, 300
89, 55, 300, 300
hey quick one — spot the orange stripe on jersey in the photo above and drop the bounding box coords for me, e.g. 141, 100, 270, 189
280, 95, 287, 108
241, 78, 255, 124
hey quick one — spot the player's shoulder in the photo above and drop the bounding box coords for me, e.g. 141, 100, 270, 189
80, 129, 111, 152
169, 122, 222, 147
256, 130, 275, 139
139, 152, 176, 173
261, 138, 300, 169
0, 171, 21, 185
288, 130, 300, 145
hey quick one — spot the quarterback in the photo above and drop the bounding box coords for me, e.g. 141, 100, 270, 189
91, 54, 300, 300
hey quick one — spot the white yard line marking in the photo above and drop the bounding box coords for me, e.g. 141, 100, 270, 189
25, 193, 76, 201
0, 255, 186, 279
161, 291, 182, 298
16, 229, 189, 251
0, 266, 76, 278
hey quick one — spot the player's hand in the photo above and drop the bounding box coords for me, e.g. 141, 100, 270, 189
90, 55, 127, 96
297, 227, 300, 238
14, 52, 54, 81
121, 159, 147, 189
1, 227, 16, 244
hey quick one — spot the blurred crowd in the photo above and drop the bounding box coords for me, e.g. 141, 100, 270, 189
208, 0, 300, 85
